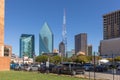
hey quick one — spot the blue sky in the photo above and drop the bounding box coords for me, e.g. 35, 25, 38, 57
5, 0, 120, 56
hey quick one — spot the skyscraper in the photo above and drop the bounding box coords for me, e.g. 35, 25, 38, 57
59, 41, 65, 57
39, 22, 53, 55
103, 10, 120, 40
20, 34, 35, 58
75, 33, 87, 55
0, 0, 4, 56
87, 45, 92, 56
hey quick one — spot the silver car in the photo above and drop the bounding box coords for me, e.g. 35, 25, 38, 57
25, 65, 39, 71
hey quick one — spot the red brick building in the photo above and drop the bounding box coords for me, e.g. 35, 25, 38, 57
0, 0, 10, 71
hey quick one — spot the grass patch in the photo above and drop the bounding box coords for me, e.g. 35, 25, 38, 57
0, 71, 87, 80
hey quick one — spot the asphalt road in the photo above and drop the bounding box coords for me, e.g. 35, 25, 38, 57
85, 70, 120, 80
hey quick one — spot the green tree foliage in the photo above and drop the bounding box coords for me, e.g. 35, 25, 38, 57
86, 56, 92, 61
71, 55, 91, 63
96, 56, 102, 60
36, 55, 62, 64
71, 55, 77, 62
35, 55, 48, 62
77, 55, 89, 63
67, 57, 73, 62
106, 58, 113, 62
114, 56, 120, 61
51, 56, 61, 64
35, 54, 97, 64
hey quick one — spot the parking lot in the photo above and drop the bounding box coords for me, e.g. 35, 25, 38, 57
11, 62, 120, 80
84, 70, 120, 80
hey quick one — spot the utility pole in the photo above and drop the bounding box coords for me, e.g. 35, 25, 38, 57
94, 52, 96, 80
23, 54, 24, 69
112, 53, 114, 80
89, 58, 91, 80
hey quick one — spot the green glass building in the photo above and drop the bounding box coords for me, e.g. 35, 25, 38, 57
39, 22, 53, 55
20, 34, 35, 58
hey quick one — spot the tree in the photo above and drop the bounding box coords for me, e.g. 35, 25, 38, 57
114, 56, 120, 61
71, 55, 89, 63
67, 57, 73, 62
77, 55, 89, 63
51, 56, 61, 64
96, 56, 102, 60
35, 55, 48, 62
107, 58, 113, 62
71, 55, 78, 62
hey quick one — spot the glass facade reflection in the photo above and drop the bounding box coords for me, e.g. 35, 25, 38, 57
20, 34, 34, 58
39, 22, 53, 55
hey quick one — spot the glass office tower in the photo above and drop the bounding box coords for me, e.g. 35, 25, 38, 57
20, 34, 35, 58
39, 22, 53, 55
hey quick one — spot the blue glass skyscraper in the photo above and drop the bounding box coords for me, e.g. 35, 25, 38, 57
39, 22, 53, 55
20, 34, 35, 58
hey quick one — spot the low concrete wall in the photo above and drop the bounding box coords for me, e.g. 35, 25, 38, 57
0, 57, 10, 71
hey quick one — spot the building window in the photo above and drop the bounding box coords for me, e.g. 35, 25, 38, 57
4, 47, 9, 56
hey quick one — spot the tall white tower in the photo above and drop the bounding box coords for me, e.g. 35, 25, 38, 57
62, 9, 67, 57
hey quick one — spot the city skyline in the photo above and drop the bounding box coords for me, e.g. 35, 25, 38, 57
4, 0, 120, 56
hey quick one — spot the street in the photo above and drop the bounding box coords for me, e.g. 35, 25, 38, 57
84, 70, 120, 80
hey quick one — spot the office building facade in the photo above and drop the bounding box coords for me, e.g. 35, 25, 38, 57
100, 38, 120, 57
4, 45, 12, 57
39, 22, 53, 55
20, 34, 35, 58
75, 33, 87, 55
87, 45, 92, 56
100, 10, 120, 58
59, 41, 65, 57
0, 0, 10, 71
103, 10, 120, 40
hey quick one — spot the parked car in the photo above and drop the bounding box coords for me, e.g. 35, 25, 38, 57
10, 63, 19, 70
117, 65, 120, 70
14, 64, 29, 71
38, 63, 55, 73
38, 64, 46, 73
83, 63, 94, 71
14, 65, 24, 71
95, 65, 108, 72
25, 64, 39, 71
51, 65, 62, 73
58, 62, 85, 75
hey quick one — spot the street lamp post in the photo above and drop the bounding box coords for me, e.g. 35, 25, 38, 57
23, 54, 24, 70
89, 57, 91, 80
23, 55, 24, 64
93, 52, 96, 80
112, 53, 114, 80
33, 52, 36, 64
